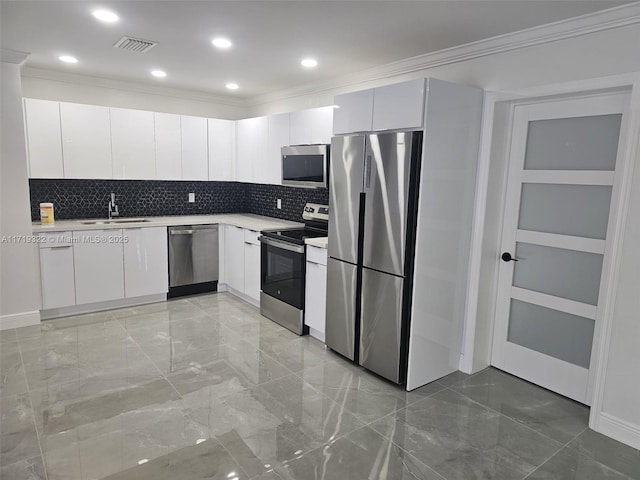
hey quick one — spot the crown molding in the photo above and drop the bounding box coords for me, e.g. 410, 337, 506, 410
246, 2, 640, 106
1, 49, 30, 64
20, 67, 247, 107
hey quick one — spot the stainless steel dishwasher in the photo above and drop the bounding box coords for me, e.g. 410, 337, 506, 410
168, 224, 219, 298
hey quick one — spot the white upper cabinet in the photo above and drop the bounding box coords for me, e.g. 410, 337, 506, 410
311, 106, 334, 144
60, 102, 112, 178
208, 118, 235, 181
266, 113, 289, 185
110, 108, 156, 180
372, 78, 426, 131
236, 116, 268, 183
24, 98, 64, 178
333, 79, 426, 134
333, 89, 374, 134
181, 115, 208, 180
289, 107, 334, 145
155, 112, 182, 180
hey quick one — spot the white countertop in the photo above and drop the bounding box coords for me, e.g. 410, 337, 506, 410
32, 213, 303, 233
305, 237, 328, 249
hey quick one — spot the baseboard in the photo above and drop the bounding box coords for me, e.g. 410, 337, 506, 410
40, 294, 166, 320
596, 412, 640, 449
308, 327, 325, 343
226, 286, 260, 308
0, 310, 41, 330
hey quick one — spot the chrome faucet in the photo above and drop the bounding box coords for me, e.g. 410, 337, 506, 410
108, 192, 120, 219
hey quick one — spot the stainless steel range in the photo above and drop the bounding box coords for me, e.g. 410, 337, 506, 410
259, 203, 329, 335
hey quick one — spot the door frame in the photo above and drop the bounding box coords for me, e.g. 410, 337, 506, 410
460, 72, 640, 435
491, 92, 630, 405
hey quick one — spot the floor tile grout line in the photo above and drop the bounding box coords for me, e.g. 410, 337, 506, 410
521, 426, 591, 480
114, 319, 186, 400
440, 382, 587, 448
15, 332, 49, 480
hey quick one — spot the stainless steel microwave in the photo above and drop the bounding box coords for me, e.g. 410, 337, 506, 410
281, 144, 329, 189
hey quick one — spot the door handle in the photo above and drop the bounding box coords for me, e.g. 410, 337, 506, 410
501, 252, 519, 262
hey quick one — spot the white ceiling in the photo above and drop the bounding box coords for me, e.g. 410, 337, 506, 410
0, 1, 630, 100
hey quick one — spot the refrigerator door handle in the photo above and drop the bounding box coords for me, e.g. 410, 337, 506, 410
364, 154, 372, 189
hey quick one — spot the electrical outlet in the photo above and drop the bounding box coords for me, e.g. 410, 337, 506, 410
277, 198, 282, 209
188, 193, 195, 203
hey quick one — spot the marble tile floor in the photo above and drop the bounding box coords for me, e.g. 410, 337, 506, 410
1, 293, 638, 480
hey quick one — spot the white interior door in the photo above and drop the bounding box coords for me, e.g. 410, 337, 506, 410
492, 93, 629, 405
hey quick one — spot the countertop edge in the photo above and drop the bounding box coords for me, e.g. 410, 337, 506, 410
32, 213, 303, 233
305, 237, 328, 249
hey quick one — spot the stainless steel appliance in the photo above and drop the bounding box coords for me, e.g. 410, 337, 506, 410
281, 144, 329, 188
168, 224, 219, 298
259, 203, 329, 334
326, 132, 422, 384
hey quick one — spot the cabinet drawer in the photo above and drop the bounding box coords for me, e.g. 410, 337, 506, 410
244, 229, 260, 246
306, 245, 327, 266
39, 231, 73, 248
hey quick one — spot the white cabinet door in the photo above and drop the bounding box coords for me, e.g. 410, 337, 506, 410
181, 115, 208, 180
372, 78, 425, 131
208, 118, 235, 181
333, 89, 374, 134
123, 227, 168, 298
39, 245, 76, 309
244, 241, 261, 301
155, 113, 182, 180
60, 102, 112, 178
73, 229, 125, 305
267, 113, 289, 185
111, 108, 156, 179
289, 109, 312, 145
305, 254, 328, 340
24, 99, 64, 178
224, 225, 245, 292
250, 116, 269, 184
236, 118, 254, 183
310, 106, 334, 144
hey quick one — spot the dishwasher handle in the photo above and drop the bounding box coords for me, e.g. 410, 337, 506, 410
170, 229, 195, 235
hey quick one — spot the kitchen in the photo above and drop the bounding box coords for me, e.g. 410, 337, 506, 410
2, 2, 640, 479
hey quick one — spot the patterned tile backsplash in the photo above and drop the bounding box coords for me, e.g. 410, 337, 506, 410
29, 179, 329, 223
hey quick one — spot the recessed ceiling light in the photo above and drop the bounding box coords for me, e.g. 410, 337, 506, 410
58, 55, 78, 64
212, 37, 232, 49
226, 83, 239, 90
92, 9, 119, 23
151, 70, 167, 78
301, 58, 318, 68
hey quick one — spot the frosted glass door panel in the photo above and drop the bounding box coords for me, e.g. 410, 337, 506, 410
507, 300, 595, 368
519, 183, 612, 239
513, 243, 604, 305
524, 114, 621, 170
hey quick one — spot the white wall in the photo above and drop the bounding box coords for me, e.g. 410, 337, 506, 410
246, 23, 640, 116
0, 56, 41, 328
21, 70, 247, 120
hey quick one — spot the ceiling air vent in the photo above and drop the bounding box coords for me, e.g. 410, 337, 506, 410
113, 36, 158, 53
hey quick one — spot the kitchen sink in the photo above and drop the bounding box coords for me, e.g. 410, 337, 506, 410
80, 218, 151, 225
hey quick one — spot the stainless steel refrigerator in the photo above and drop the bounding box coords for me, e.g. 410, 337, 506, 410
326, 131, 422, 384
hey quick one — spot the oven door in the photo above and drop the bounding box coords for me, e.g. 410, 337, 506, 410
260, 236, 305, 309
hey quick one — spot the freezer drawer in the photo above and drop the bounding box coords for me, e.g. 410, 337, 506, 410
325, 257, 358, 361
360, 267, 406, 384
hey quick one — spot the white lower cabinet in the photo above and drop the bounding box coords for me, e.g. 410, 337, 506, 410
224, 225, 245, 292
39, 232, 75, 310
123, 227, 168, 298
305, 246, 328, 341
73, 229, 125, 305
243, 230, 261, 302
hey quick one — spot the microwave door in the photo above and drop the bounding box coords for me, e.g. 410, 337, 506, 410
281, 145, 328, 188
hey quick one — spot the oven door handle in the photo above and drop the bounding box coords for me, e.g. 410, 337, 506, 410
258, 236, 305, 254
